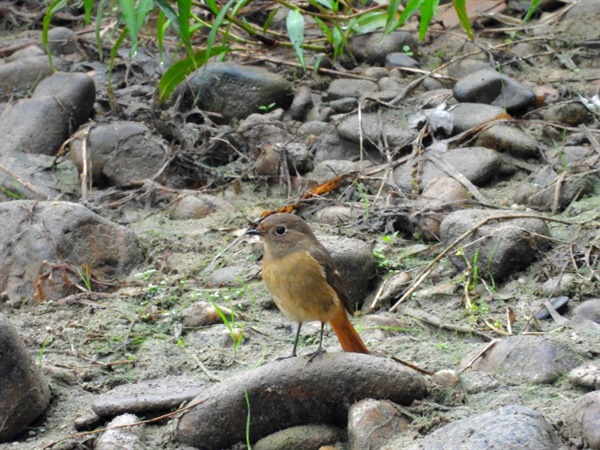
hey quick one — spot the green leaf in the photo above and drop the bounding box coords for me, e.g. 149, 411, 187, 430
452, 0, 474, 40
332, 25, 344, 60
157, 45, 230, 102
308, 0, 336, 12
314, 16, 332, 44
286, 8, 306, 71
352, 10, 387, 34
522, 0, 541, 23
419, 0, 439, 41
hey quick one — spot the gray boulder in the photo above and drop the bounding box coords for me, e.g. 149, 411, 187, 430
401, 405, 565, 450
0, 72, 95, 155
0, 201, 144, 303
440, 209, 551, 281
70, 121, 169, 186
462, 335, 580, 384
172, 62, 294, 121
0, 314, 51, 442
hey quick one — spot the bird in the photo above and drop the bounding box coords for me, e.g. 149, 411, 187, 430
246, 213, 369, 359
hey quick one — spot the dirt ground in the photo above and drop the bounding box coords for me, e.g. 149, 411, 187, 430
1, 182, 597, 449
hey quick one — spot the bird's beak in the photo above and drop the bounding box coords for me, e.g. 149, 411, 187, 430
245, 227, 261, 236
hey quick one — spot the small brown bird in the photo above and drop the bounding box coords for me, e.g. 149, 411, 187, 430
246, 213, 369, 358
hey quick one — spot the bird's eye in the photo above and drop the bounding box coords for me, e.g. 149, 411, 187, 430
275, 226, 287, 236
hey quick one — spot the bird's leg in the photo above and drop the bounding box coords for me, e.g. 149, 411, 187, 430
306, 322, 326, 363
278, 322, 303, 361
291, 322, 302, 357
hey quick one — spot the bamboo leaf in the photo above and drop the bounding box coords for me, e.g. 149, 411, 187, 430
352, 10, 387, 34
286, 8, 306, 71
452, 0, 474, 40
419, 0, 439, 41
398, 0, 425, 26
384, 0, 404, 34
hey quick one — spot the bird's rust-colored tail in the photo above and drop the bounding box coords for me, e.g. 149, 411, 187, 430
329, 308, 369, 354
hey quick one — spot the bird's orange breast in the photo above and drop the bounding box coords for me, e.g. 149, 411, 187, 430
262, 250, 341, 323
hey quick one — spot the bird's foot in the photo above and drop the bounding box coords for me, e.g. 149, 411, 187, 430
305, 347, 327, 364
276, 353, 297, 362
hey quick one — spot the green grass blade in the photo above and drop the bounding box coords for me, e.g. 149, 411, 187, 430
332, 24, 344, 60
263, 7, 280, 33
522, 0, 541, 22
313, 16, 332, 43
205, 0, 237, 60
157, 9, 165, 63
384, 0, 403, 34
153, 0, 182, 34
177, 0, 194, 59
109, 28, 128, 77
95, 0, 107, 59
83, 0, 94, 24
232, 0, 254, 16
386, 0, 426, 34
211, 301, 233, 334
206, 0, 219, 15
286, 8, 306, 71
157, 45, 230, 102
452, 0, 474, 40
399, 0, 425, 25
154, 0, 195, 62
136, 0, 154, 32
117, 0, 139, 54
42, 0, 68, 71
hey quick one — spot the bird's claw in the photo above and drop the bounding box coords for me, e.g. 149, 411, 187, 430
305, 348, 326, 364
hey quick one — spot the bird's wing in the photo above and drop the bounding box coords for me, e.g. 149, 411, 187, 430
307, 244, 354, 314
